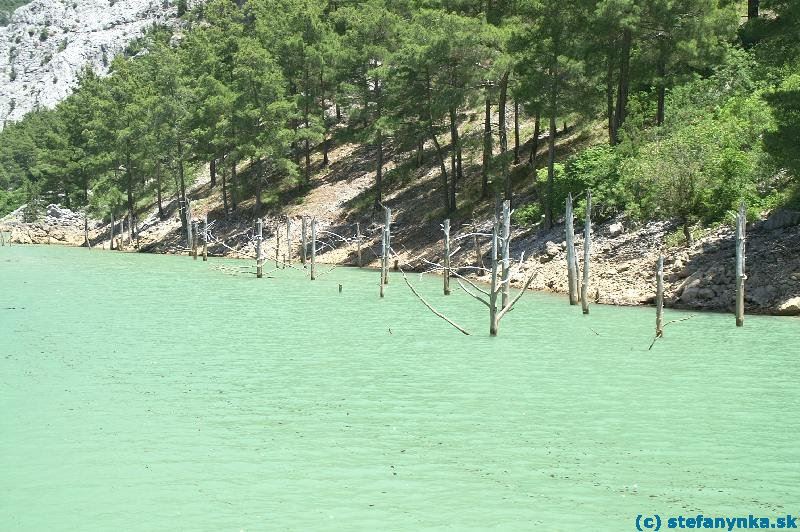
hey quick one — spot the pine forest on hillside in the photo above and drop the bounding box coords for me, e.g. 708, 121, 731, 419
0, 0, 798, 245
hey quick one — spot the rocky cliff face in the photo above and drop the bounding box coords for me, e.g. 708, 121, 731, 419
0, 0, 190, 128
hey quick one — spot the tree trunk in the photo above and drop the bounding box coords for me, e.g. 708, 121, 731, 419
375, 128, 384, 211
606, 47, 616, 145
430, 128, 450, 212
748, 0, 759, 19
656, 51, 667, 126
482, 90, 492, 199
254, 158, 262, 216
545, 106, 558, 228
448, 107, 459, 212
735, 203, 746, 327
498, 71, 511, 202
230, 158, 238, 212
304, 63, 311, 187
529, 112, 540, 166
513, 99, 520, 165
177, 142, 187, 235
613, 28, 632, 143
221, 153, 229, 217
156, 162, 164, 220
210, 157, 216, 188
125, 153, 136, 244
374, 79, 384, 211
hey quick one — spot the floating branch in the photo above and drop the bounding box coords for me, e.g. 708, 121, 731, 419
649, 315, 696, 351
396, 265, 471, 335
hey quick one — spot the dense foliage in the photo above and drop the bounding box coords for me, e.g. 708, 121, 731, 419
0, 0, 797, 241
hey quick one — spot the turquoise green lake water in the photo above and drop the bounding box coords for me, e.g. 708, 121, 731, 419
1, 245, 798, 530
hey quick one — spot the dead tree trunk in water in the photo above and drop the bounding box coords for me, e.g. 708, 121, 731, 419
356, 222, 362, 268
275, 225, 281, 268
286, 218, 292, 266
301, 216, 308, 267
501, 200, 511, 308
256, 218, 263, 279
565, 194, 579, 305
383, 207, 391, 286
656, 254, 664, 337
443, 218, 451, 296
736, 203, 746, 327
187, 201, 194, 253
110, 212, 115, 250
489, 215, 499, 336
581, 191, 592, 314
202, 215, 208, 261
310, 218, 317, 281
191, 220, 198, 260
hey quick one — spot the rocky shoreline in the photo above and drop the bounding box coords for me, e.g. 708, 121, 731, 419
3, 203, 799, 317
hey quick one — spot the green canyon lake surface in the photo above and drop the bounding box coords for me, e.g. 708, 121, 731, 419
1, 245, 798, 530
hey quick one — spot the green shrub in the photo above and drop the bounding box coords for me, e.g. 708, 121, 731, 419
511, 202, 542, 226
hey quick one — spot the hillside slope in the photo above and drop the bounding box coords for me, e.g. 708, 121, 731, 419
3, 120, 799, 317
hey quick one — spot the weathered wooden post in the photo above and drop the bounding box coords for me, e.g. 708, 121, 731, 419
735, 202, 746, 327
656, 254, 664, 337
356, 222, 363, 267
443, 218, 451, 295
202, 215, 208, 261
192, 220, 198, 260
256, 218, 264, 279
286, 218, 292, 266
501, 200, 511, 308
301, 216, 308, 267
110, 212, 115, 250
489, 215, 500, 336
383, 207, 392, 286
565, 194, 579, 305
581, 191, 592, 314
310, 218, 317, 280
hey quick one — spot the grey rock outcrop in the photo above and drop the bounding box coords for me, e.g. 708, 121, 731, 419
1, 0, 199, 128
